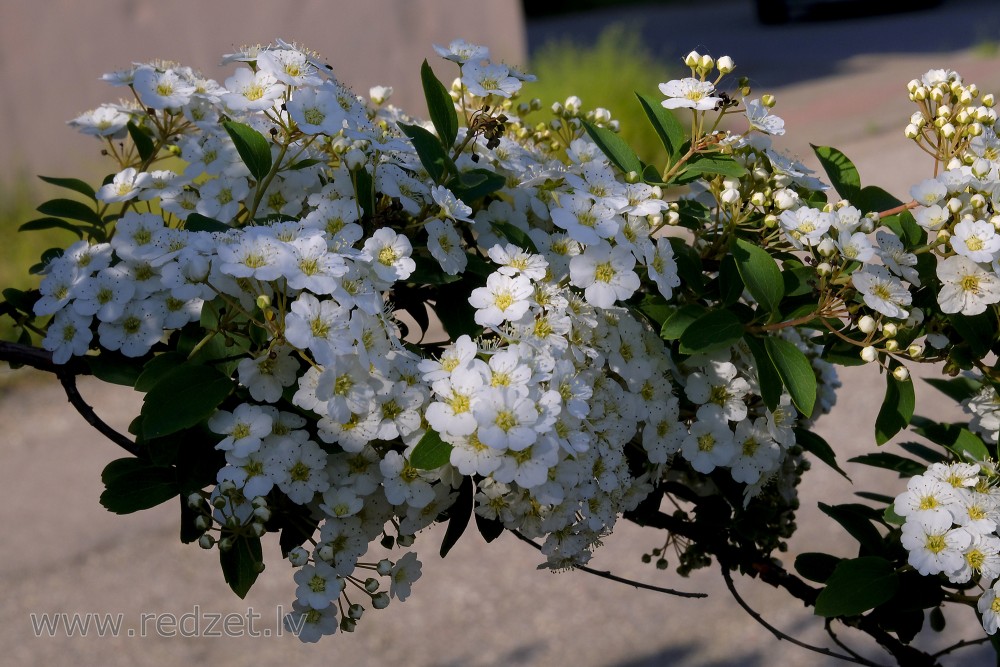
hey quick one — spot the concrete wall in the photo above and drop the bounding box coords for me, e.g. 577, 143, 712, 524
0, 0, 526, 186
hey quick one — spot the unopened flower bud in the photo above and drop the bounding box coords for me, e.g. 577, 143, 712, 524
549, 118, 563, 131
665, 211, 680, 225
947, 197, 963, 214
858, 315, 877, 334
882, 322, 898, 338
717, 55, 735, 74
904, 124, 919, 139
861, 346, 878, 362
593, 107, 612, 124
648, 212, 663, 227
364, 578, 380, 593
287, 547, 309, 567
218, 536, 234, 552
187, 492, 205, 509
251, 522, 266, 537
969, 122, 984, 137
907, 343, 924, 358
984, 93, 996, 108
550, 101, 563, 115
345, 148, 366, 170
750, 191, 767, 207
340, 618, 357, 633
317, 544, 335, 562
699, 55, 715, 72
885, 339, 900, 352
684, 51, 701, 68
761, 93, 776, 108
376, 559, 393, 576
194, 515, 211, 531
348, 603, 364, 620
893, 366, 910, 381
907, 79, 921, 94
930, 86, 945, 102
565, 95, 582, 113
720, 188, 740, 205
912, 86, 927, 101
816, 238, 837, 257
198, 535, 215, 549
764, 213, 778, 228
815, 262, 832, 276
253, 506, 271, 521
625, 170, 640, 184
372, 593, 390, 609
941, 123, 957, 138
956, 109, 970, 124
971, 193, 988, 208
859, 218, 875, 233
397, 534, 415, 547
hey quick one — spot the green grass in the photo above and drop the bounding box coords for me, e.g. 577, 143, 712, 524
525, 24, 678, 166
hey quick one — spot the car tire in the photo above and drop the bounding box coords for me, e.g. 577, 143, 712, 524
755, 0, 790, 24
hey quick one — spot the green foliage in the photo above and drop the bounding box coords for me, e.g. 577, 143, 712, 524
528, 24, 675, 165
814, 556, 899, 618
410, 428, 453, 470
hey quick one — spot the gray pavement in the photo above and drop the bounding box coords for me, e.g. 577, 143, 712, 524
6, 2, 1000, 666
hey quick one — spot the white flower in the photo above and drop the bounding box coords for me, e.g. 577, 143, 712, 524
979, 582, 1000, 635
778, 207, 833, 248
96, 299, 165, 357
96, 167, 141, 203
910, 178, 947, 206
132, 66, 196, 109
268, 438, 330, 504
900, 512, 971, 575
293, 560, 344, 610
434, 39, 489, 64
936, 254, 1000, 315
221, 67, 283, 112
284, 600, 338, 643
42, 309, 93, 363
473, 387, 540, 452
570, 242, 640, 309
469, 273, 534, 327
851, 266, 911, 319
487, 244, 548, 281
681, 405, 737, 473
461, 61, 521, 98
256, 48, 322, 87
288, 84, 348, 135
425, 218, 467, 275
209, 403, 274, 457
68, 105, 130, 137
380, 451, 435, 508
217, 230, 294, 282
659, 78, 721, 110
431, 185, 472, 222
745, 98, 785, 135
836, 232, 875, 263
894, 474, 959, 522
913, 204, 949, 231
362, 228, 416, 284
389, 552, 422, 601
952, 219, 1000, 263
237, 346, 300, 403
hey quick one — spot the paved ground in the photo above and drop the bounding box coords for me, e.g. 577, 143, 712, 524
5, 2, 1000, 666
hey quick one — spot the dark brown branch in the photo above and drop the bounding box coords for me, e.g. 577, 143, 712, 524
720, 563, 882, 666
1, 341, 140, 457
510, 530, 707, 599
929, 636, 991, 659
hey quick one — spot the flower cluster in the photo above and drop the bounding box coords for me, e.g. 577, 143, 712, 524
894, 463, 1000, 633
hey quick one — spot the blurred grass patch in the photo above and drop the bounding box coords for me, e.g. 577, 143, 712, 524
525, 24, 677, 166
0, 176, 75, 343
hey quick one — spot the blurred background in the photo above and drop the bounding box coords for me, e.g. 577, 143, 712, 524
2, 0, 1000, 664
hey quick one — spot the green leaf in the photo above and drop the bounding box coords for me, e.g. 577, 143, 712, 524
399, 121, 455, 182
490, 221, 538, 253
440, 475, 473, 558
814, 556, 899, 617
2, 287, 38, 314
421, 59, 458, 149
732, 238, 784, 314
660, 304, 706, 341
38, 175, 96, 200
744, 335, 782, 412
409, 428, 453, 470
29, 247, 65, 275
36, 198, 102, 226
794, 552, 841, 583
856, 185, 903, 215
134, 352, 190, 392
219, 534, 263, 599
99, 458, 179, 514
948, 427, 990, 463
812, 145, 861, 203
582, 120, 642, 176
222, 120, 273, 183
951, 312, 995, 359
910, 417, 989, 464
875, 369, 915, 445
85, 353, 144, 387
765, 337, 817, 418
883, 503, 905, 526
18, 217, 84, 238
678, 309, 744, 355
635, 93, 685, 160
794, 428, 850, 480
352, 167, 375, 219
818, 502, 886, 555
448, 168, 505, 202
127, 121, 156, 162
184, 213, 230, 233
677, 155, 748, 180
717, 255, 744, 306
141, 363, 232, 439
848, 452, 925, 477
637, 294, 672, 327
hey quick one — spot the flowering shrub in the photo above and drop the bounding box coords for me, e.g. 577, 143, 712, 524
3, 37, 1000, 663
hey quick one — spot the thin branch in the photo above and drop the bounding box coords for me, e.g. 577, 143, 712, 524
720, 564, 884, 667
826, 619, 877, 665
1, 340, 140, 457
511, 530, 707, 599
929, 636, 991, 659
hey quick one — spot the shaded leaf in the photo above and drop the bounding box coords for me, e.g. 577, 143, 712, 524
141, 363, 233, 439
399, 121, 454, 182
100, 457, 178, 514
38, 175, 96, 200
19, 217, 84, 238
812, 145, 861, 203
635, 93, 685, 159
440, 475, 473, 558
421, 59, 459, 149
745, 334, 782, 412
732, 238, 783, 315
818, 502, 886, 555
848, 452, 925, 477
223, 120, 273, 182
794, 552, 841, 584
765, 336, 817, 418
815, 556, 899, 618
678, 309, 744, 355
410, 428, 453, 470
582, 120, 642, 176
795, 427, 849, 480
219, 534, 263, 599
127, 121, 156, 162
875, 369, 915, 445
36, 198, 102, 226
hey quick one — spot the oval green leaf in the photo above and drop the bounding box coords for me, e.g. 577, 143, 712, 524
678, 309, 744, 355
582, 120, 642, 176
410, 428, 453, 470
765, 336, 817, 418
732, 238, 784, 315
222, 120, 273, 183
141, 363, 233, 439
814, 556, 899, 618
